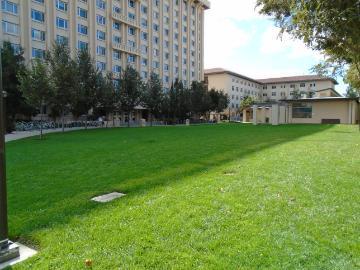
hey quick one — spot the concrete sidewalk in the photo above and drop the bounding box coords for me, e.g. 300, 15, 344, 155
5, 127, 100, 142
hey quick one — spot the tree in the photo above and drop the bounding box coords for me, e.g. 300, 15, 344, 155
256, 0, 360, 93
190, 81, 211, 119
240, 96, 255, 111
46, 43, 77, 132
291, 89, 302, 100
209, 88, 229, 114
71, 49, 98, 128
345, 64, 360, 94
18, 59, 53, 139
118, 66, 143, 127
1, 42, 34, 132
143, 72, 164, 126
94, 74, 118, 127
176, 80, 191, 121
346, 86, 360, 98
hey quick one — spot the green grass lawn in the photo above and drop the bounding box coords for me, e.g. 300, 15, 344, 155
5, 124, 360, 269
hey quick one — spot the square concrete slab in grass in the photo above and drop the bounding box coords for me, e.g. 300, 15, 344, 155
91, 192, 126, 203
0, 243, 37, 270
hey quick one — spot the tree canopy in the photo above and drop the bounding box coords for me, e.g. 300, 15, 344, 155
256, 0, 360, 93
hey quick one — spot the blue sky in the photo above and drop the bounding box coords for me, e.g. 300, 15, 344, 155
204, 0, 347, 94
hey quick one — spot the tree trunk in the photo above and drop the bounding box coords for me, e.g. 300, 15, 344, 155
112, 113, 115, 128
150, 113, 153, 127
39, 105, 43, 140
85, 115, 88, 130
61, 110, 65, 132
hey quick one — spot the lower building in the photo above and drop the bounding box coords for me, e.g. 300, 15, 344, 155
243, 97, 359, 125
204, 68, 359, 124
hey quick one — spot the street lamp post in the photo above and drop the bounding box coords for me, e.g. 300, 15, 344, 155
0, 44, 20, 263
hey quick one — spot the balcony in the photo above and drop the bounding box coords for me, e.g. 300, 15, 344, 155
112, 12, 140, 28
113, 42, 140, 56
194, 0, 211, 9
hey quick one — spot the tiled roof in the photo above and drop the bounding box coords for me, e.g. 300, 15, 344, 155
204, 68, 263, 84
257, 75, 338, 85
204, 68, 338, 85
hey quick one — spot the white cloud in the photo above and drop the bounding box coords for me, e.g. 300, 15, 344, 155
202, 0, 350, 94
204, 0, 263, 70
206, 0, 262, 21
204, 16, 251, 69
260, 26, 323, 60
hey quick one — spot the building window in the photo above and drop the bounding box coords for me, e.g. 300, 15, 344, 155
31, 9, 45, 22
56, 17, 68, 29
292, 103, 312, 118
78, 41, 88, 50
32, 48, 45, 59
77, 7, 88, 18
113, 21, 120, 30
31, 28, 46, 41
96, 45, 106, 56
128, 54, 136, 63
113, 65, 121, 73
128, 0, 135, 8
2, 20, 19, 35
113, 50, 121, 60
96, 61, 106, 71
96, 0, 105, 9
97, 30, 106, 40
128, 27, 135, 35
78, 24, 88, 35
56, 35, 68, 45
56, 0, 68, 12
1, 0, 18, 14
96, 14, 106, 25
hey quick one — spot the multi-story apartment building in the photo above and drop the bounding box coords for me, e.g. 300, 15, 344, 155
258, 75, 339, 101
204, 68, 340, 120
1, 0, 210, 88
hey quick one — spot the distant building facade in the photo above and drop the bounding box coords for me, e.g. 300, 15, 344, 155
1, 0, 210, 88
204, 68, 341, 121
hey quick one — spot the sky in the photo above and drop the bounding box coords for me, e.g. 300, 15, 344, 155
204, 0, 347, 94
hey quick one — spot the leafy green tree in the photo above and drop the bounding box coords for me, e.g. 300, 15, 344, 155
345, 64, 360, 95
18, 59, 53, 139
346, 86, 360, 98
71, 49, 98, 128
46, 43, 77, 132
190, 81, 211, 119
291, 89, 302, 100
209, 88, 229, 114
256, 0, 360, 92
143, 72, 164, 126
94, 74, 119, 127
176, 80, 191, 121
1, 41, 34, 132
118, 66, 144, 127
240, 96, 255, 111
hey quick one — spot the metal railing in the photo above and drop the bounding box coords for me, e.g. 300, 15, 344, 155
112, 12, 140, 28
112, 42, 140, 55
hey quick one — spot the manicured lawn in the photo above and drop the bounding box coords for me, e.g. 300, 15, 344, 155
5, 124, 360, 269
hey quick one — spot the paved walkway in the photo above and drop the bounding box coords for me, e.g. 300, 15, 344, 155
5, 127, 99, 142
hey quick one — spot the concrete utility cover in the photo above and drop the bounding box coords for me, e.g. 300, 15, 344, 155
0, 243, 37, 270
91, 192, 126, 203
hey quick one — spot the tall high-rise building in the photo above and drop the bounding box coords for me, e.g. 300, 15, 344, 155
0, 0, 210, 87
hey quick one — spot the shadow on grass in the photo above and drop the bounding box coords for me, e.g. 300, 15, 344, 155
6, 124, 333, 243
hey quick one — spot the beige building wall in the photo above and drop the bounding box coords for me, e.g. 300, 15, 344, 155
261, 80, 337, 101
289, 100, 359, 124
205, 71, 262, 118
1, 0, 209, 88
